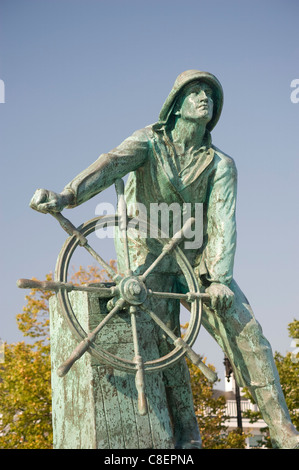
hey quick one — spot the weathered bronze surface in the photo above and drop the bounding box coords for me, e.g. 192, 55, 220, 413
49, 290, 175, 449
23, 70, 299, 449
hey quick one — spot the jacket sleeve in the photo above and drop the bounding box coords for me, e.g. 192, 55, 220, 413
199, 153, 237, 286
63, 128, 149, 207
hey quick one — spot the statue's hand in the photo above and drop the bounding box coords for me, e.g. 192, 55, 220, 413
29, 188, 73, 214
205, 282, 234, 313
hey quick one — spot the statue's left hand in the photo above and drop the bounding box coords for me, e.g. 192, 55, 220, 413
205, 282, 234, 313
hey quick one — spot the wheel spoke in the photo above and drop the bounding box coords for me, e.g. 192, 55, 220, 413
139, 218, 195, 281
140, 304, 217, 383
50, 211, 122, 283
140, 305, 178, 342
147, 289, 210, 303
84, 243, 122, 283
17, 278, 119, 297
130, 306, 148, 416
57, 298, 126, 377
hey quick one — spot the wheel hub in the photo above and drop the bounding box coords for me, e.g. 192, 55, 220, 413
119, 276, 147, 305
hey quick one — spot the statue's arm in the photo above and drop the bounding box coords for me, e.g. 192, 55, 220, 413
30, 128, 149, 213
200, 154, 237, 310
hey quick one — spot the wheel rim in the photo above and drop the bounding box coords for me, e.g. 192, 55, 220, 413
55, 215, 202, 373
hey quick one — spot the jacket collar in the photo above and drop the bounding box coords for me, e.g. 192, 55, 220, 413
152, 127, 214, 195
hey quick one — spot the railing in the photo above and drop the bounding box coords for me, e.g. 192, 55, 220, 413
225, 399, 258, 418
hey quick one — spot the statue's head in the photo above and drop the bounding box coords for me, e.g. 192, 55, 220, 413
158, 70, 223, 132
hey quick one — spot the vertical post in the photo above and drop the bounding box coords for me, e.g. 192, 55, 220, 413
235, 382, 243, 432
224, 355, 243, 432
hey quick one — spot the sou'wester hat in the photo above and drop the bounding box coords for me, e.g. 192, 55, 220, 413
158, 70, 223, 132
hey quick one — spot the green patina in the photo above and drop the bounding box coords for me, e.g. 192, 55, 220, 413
18, 70, 298, 449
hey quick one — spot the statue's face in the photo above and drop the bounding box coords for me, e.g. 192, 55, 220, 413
177, 82, 214, 124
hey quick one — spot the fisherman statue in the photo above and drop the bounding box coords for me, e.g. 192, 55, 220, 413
29, 70, 299, 449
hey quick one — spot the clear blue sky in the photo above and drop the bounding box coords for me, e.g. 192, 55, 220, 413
0, 0, 298, 385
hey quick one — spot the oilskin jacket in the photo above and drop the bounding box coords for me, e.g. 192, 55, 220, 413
64, 124, 237, 287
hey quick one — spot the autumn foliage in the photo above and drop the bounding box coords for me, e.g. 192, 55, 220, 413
0, 274, 53, 448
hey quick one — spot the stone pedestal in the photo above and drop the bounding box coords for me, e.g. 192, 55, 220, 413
49, 289, 174, 449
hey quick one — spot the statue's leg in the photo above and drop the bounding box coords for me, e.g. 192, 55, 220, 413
199, 279, 299, 449
163, 358, 202, 449
145, 273, 202, 449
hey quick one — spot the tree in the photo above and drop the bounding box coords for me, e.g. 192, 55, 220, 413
0, 274, 53, 448
274, 319, 299, 429
187, 357, 249, 448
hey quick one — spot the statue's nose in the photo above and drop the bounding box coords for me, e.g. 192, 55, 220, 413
199, 90, 209, 102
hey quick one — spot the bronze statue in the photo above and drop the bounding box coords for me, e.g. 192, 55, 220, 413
29, 70, 299, 449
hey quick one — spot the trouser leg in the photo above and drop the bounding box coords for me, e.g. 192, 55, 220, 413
145, 273, 201, 449
163, 360, 202, 449
115, 244, 201, 448
252, 383, 299, 448
196, 278, 299, 449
